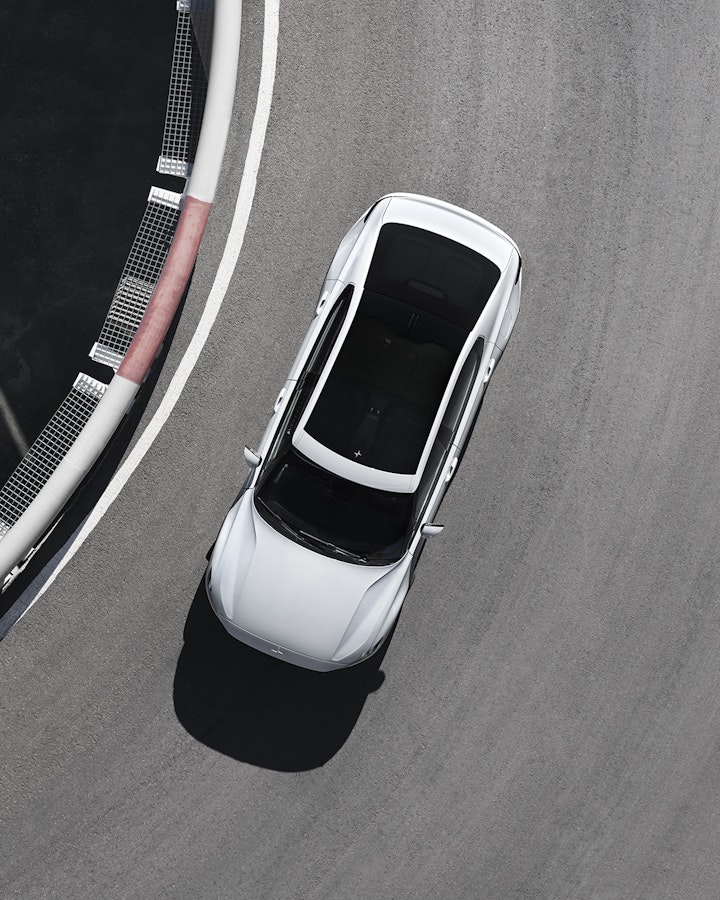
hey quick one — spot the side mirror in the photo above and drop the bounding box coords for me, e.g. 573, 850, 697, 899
421, 523, 444, 538
243, 446, 262, 469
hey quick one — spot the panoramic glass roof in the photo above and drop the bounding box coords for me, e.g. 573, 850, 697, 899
304, 223, 499, 476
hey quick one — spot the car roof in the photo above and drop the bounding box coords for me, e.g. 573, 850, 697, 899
382, 193, 518, 271
292, 195, 515, 493
301, 287, 462, 472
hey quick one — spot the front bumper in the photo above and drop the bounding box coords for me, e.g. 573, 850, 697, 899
213, 607, 355, 671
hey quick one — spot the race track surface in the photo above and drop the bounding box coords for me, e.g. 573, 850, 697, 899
3, 1, 720, 897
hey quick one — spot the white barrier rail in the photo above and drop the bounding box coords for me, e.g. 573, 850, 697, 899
0, 0, 242, 589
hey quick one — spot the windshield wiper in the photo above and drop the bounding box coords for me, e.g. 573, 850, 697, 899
297, 530, 366, 563
255, 496, 299, 539
257, 500, 366, 562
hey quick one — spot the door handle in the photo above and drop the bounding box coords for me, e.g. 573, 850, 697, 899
445, 456, 459, 483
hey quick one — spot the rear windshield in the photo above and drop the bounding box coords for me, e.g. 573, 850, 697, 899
365, 223, 500, 329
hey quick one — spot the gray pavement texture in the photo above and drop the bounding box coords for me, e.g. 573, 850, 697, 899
3, 0, 720, 898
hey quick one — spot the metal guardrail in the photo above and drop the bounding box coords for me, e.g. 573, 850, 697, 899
158, 0, 213, 178
0, 375, 107, 539
0, 0, 227, 590
91, 188, 183, 371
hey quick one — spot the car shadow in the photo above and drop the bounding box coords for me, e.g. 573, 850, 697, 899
173, 578, 389, 771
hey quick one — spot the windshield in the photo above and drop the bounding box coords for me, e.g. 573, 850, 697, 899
255, 446, 413, 564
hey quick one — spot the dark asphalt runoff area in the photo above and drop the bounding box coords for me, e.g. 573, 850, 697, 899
0, 0, 176, 484
3, 1, 720, 898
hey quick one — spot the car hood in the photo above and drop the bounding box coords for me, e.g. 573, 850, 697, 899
212, 492, 401, 661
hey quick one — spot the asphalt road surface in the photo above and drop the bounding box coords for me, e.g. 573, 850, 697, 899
3, 1, 720, 898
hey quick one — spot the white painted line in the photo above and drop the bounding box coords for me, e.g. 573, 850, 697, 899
16, 0, 280, 620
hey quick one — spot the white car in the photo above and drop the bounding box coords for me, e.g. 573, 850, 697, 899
206, 193, 521, 671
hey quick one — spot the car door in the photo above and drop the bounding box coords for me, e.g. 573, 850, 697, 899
408, 342, 483, 566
